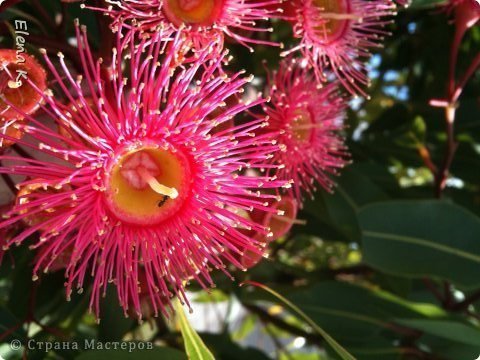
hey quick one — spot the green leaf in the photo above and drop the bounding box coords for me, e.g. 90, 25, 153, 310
359, 200, 480, 288
242, 281, 356, 360
456, 98, 480, 141
0, 306, 25, 341
285, 281, 444, 342
193, 290, 229, 303
420, 334, 480, 359
372, 273, 412, 298
232, 314, 257, 341
75, 347, 187, 360
395, 319, 480, 346
305, 166, 388, 243
365, 104, 411, 134
7, 247, 35, 319
174, 298, 215, 360
279, 352, 332, 360
409, 0, 448, 9
348, 345, 404, 360
98, 286, 135, 341
450, 143, 480, 184
411, 116, 427, 142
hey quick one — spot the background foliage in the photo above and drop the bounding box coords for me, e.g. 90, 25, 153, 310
0, 0, 480, 359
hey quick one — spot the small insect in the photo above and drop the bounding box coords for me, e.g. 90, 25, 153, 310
158, 195, 169, 207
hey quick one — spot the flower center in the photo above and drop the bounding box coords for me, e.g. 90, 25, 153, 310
311, 0, 352, 44
163, 0, 224, 26
105, 145, 191, 226
290, 107, 316, 144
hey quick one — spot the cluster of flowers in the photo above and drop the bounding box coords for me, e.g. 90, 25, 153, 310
0, 0, 400, 319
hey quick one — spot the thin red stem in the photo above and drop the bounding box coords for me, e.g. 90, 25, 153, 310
434, 104, 458, 198
453, 52, 480, 102
0, 322, 22, 342
448, 31, 462, 98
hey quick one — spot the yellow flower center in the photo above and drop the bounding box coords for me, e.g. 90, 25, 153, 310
290, 107, 315, 144
312, 0, 352, 44
105, 145, 191, 226
163, 0, 224, 26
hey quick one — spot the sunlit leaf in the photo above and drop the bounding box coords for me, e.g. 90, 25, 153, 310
174, 299, 215, 360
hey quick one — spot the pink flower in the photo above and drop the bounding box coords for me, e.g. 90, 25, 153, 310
0, 24, 289, 319
0, 119, 24, 149
262, 58, 349, 202
282, 0, 396, 97
0, 49, 47, 148
87, 0, 284, 51
237, 195, 300, 268
251, 195, 299, 242
0, 49, 46, 121
448, 0, 480, 10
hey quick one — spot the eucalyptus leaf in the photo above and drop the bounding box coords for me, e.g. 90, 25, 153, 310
360, 200, 480, 288
75, 347, 187, 360
174, 298, 215, 360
